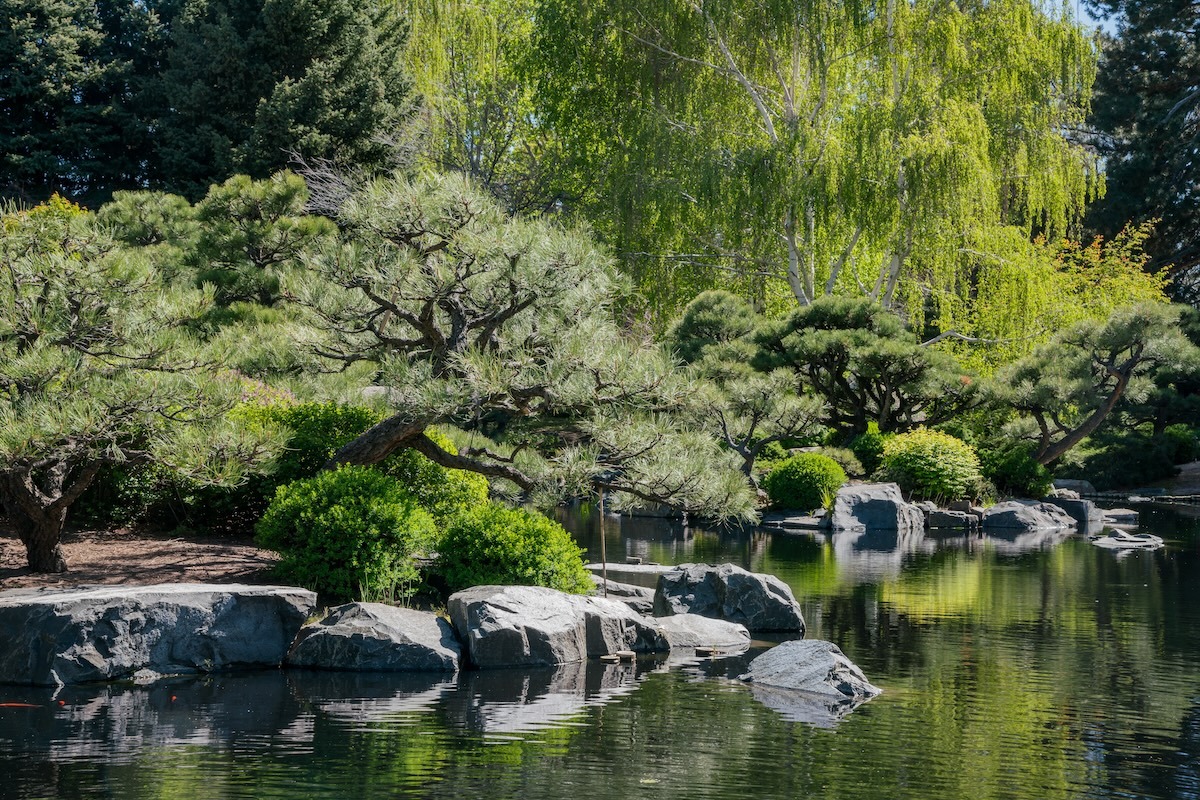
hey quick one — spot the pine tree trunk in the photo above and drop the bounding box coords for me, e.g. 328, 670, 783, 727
14, 508, 69, 573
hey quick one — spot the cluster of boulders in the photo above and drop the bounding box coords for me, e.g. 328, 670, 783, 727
0, 567, 880, 712
828, 482, 1100, 534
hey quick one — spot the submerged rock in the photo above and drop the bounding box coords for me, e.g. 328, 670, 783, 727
286, 603, 460, 672
0, 584, 316, 686
740, 640, 881, 698
830, 483, 925, 533
982, 500, 1076, 531
447, 585, 669, 669
653, 563, 805, 633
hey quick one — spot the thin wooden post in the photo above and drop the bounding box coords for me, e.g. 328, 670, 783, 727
598, 488, 608, 598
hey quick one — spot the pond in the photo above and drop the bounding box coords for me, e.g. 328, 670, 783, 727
4, 504, 1200, 800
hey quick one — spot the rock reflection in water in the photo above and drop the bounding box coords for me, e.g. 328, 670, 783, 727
830, 527, 933, 581
285, 669, 454, 722
444, 657, 659, 735
975, 527, 1075, 554
747, 683, 874, 728
0, 671, 310, 762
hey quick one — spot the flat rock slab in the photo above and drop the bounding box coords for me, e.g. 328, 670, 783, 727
739, 639, 881, 701
585, 563, 673, 589
448, 585, 669, 669
982, 500, 1076, 531
0, 583, 316, 686
286, 603, 460, 672
652, 614, 751, 650
759, 512, 825, 531
1102, 508, 1141, 524
653, 563, 805, 633
590, 576, 655, 616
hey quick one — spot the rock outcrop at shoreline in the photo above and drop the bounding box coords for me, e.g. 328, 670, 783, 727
0, 584, 316, 686
652, 563, 806, 633
286, 602, 461, 672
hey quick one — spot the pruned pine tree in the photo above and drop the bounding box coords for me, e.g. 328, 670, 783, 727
0, 198, 284, 572
666, 291, 824, 482
289, 172, 755, 519
755, 296, 976, 435
687, 358, 825, 486
993, 303, 1199, 465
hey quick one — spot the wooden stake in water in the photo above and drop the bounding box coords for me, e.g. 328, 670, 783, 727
599, 488, 608, 598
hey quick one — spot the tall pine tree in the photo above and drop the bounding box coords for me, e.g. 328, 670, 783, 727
1086, 0, 1200, 290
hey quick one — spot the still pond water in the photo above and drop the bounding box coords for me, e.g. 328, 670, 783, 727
4, 504, 1200, 800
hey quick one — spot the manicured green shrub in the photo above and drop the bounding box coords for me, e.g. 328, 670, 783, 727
878, 428, 982, 502
437, 502, 593, 594
979, 443, 1053, 499
381, 428, 490, 525
849, 422, 892, 476
255, 466, 437, 602
762, 453, 847, 511
815, 447, 865, 478
1163, 424, 1200, 465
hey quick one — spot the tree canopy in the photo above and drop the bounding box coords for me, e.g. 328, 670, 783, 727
289, 171, 755, 518
0, 197, 282, 571
1086, 0, 1200, 289
529, 0, 1100, 324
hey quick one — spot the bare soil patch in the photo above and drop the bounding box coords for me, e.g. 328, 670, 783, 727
0, 525, 280, 590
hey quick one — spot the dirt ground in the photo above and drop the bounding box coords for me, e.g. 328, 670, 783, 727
0, 525, 280, 590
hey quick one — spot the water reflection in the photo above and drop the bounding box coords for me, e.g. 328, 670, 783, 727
6, 502, 1200, 800
444, 658, 659, 734
287, 670, 454, 723
829, 527, 932, 581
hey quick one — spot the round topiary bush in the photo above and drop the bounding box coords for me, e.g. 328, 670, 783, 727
879, 428, 982, 502
438, 502, 593, 594
382, 427, 490, 526
979, 442, 1052, 499
762, 453, 847, 511
255, 465, 437, 602
815, 446, 865, 478
849, 422, 892, 476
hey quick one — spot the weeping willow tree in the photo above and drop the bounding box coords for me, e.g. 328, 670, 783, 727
530, 0, 1101, 327
399, 0, 570, 215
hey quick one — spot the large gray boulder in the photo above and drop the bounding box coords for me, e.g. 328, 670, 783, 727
286, 603, 460, 672
1040, 496, 1102, 529
652, 614, 751, 650
447, 585, 669, 669
739, 640, 881, 700
653, 563, 805, 633
0, 584, 317, 686
982, 500, 1076, 531
830, 483, 925, 533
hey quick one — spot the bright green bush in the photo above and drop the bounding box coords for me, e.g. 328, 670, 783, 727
979, 443, 1053, 499
815, 447, 865, 478
762, 453, 847, 511
438, 502, 593, 594
849, 423, 892, 476
255, 466, 437, 602
879, 428, 982, 502
381, 428, 490, 525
